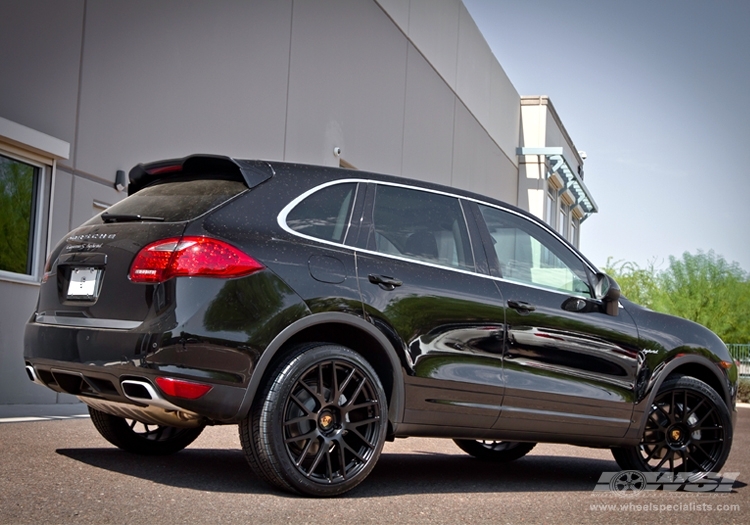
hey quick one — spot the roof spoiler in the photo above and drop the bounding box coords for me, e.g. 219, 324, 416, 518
127, 154, 275, 195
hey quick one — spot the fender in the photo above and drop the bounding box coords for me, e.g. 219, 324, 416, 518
233, 311, 405, 428
631, 352, 733, 438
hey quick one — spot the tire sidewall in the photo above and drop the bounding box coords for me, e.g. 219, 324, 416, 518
616, 376, 733, 472
454, 439, 536, 462
257, 344, 388, 496
88, 407, 204, 455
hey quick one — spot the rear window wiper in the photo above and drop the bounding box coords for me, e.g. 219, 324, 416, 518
101, 212, 165, 223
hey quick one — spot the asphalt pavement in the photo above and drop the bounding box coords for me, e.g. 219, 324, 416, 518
1, 404, 748, 524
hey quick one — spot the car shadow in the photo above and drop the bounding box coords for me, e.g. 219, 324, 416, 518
56, 447, 626, 496
358, 451, 618, 497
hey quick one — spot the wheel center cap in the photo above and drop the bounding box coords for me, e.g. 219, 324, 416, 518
666, 424, 689, 448
319, 412, 334, 430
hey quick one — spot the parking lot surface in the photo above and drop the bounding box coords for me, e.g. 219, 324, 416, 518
1, 407, 747, 524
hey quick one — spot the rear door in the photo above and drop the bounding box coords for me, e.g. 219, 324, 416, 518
354, 183, 507, 431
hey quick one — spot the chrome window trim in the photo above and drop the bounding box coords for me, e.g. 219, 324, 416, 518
277, 178, 598, 301
277, 178, 362, 248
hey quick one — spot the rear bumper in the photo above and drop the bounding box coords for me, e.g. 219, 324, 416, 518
25, 356, 247, 423
24, 317, 251, 423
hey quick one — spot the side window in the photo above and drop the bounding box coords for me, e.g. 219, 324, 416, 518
0, 153, 41, 276
479, 204, 592, 296
285, 182, 356, 243
370, 184, 473, 270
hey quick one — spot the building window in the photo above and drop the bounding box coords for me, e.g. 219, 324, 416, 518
571, 219, 579, 248
558, 203, 569, 238
0, 153, 41, 276
545, 185, 557, 230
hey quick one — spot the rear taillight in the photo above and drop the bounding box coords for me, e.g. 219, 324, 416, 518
155, 376, 212, 399
129, 236, 263, 283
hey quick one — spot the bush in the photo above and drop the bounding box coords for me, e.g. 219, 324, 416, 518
738, 378, 750, 404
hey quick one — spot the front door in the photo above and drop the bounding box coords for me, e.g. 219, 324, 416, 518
475, 203, 641, 439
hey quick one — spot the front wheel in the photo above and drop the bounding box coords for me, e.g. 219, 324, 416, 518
88, 407, 205, 455
612, 375, 732, 473
454, 439, 536, 462
240, 344, 388, 497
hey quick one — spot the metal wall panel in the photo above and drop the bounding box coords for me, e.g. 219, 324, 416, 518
284, 0, 407, 172
75, 0, 292, 181
401, 44, 455, 185
0, 0, 84, 151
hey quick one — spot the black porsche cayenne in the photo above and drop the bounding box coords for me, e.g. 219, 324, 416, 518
24, 155, 737, 496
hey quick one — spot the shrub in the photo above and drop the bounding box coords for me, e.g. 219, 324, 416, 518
738, 378, 750, 404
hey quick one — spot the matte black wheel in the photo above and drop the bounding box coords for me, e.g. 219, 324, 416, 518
88, 407, 205, 455
612, 376, 732, 473
454, 439, 536, 462
240, 344, 387, 497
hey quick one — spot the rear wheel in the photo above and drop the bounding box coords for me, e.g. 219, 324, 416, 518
88, 407, 205, 455
454, 439, 536, 462
612, 376, 732, 473
240, 344, 388, 496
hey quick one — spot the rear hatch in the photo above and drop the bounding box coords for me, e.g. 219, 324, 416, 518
35, 156, 271, 327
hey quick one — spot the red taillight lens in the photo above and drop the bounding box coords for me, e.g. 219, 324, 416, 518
129, 236, 263, 283
155, 377, 212, 399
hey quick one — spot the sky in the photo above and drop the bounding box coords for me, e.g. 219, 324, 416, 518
463, 0, 750, 274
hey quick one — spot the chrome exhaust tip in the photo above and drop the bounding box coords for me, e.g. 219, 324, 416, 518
25, 365, 45, 385
120, 379, 184, 412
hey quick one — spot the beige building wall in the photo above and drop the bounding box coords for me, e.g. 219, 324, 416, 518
518, 96, 590, 247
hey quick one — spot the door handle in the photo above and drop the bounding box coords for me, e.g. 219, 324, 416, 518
507, 299, 536, 313
368, 274, 403, 291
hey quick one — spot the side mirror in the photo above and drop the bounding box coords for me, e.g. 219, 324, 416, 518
594, 272, 621, 316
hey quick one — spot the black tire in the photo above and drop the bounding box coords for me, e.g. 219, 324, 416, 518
88, 407, 205, 455
240, 344, 388, 497
611, 375, 732, 473
453, 439, 536, 462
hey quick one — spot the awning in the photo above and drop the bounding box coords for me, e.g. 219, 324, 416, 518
517, 147, 598, 221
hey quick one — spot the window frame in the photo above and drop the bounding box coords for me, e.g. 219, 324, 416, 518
472, 200, 596, 299
278, 179, 363, 247
0, 117, 68, 286
558, 202, 569, 238
365, 183, 475, 271
545, 183, 557, 230
279, 178, 598, 294
283, 181, 359, 245
0, 148, 48, 285
571, 218, 580, 249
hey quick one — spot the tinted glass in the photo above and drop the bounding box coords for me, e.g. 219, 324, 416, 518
371, 185, 473, 270
479, 204, 592, 296
98, 179, 247, 223
286, 182, 356, 243
0, 154, 37, 275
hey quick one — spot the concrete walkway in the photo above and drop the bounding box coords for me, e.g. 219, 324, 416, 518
0, 403, 89, 423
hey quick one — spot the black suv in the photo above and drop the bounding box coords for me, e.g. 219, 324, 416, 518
24, 155, 737, 496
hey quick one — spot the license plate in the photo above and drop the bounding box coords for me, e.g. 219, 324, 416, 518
66, 267, 101, 300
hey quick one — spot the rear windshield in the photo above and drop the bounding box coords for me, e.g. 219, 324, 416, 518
97, 179, 247, 222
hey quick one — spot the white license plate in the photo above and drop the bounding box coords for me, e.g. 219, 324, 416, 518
67, 268, 101, 299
